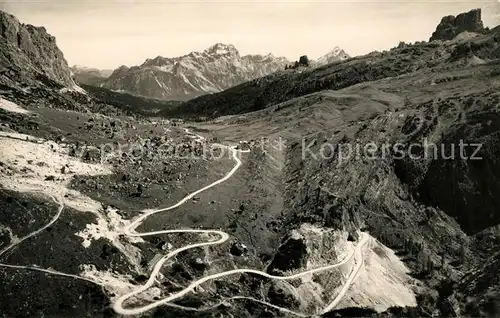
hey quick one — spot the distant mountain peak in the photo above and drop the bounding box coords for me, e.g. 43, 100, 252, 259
204, 43, 239, 56
316, 47, 350, 65
72, 64, 90, 70
142, 56, 170, 67
101, 44, 289, 101
70, 65, 113, 85
109, 65, 130, 77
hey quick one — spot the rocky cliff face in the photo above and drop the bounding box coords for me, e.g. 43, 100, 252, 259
0, 10, 75, 87
429, 8, 486, 42
101, 43, 290, 101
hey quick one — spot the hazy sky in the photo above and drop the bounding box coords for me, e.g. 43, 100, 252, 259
1, 0, 499, 69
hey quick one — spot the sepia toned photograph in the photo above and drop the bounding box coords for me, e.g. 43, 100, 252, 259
0, 0, 499, 317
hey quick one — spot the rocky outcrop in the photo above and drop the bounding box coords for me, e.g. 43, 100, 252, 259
449, 252, 500, 316
285, 48, 350, 70
298, 55, 310, 66
0, 10, 75, 87
429, 9, 486, 42
101, 43, 290, 101
286, 55, 311, 69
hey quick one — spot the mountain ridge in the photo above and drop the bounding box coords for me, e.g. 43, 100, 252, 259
70, 65, 113, 86
100, 43, 291, 101
100, 43, 350, 101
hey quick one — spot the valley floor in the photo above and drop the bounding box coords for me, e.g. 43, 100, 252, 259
0, 102, 418, 317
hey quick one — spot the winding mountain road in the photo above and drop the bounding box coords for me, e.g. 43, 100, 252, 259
0, 129, 370, 317
320, 233, 370, 315
0, 192, 64, 259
